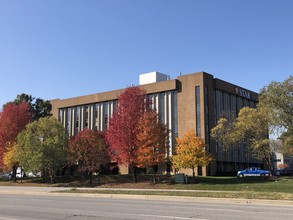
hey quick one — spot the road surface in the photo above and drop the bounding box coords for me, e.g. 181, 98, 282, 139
0, 186, 292, 220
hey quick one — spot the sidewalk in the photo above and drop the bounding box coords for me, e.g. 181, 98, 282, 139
0, 185, 238, 194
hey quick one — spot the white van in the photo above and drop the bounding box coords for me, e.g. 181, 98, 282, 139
16, 167, 25, 178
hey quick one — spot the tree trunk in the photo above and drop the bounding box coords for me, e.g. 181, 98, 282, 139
42, 168, 47, 183
20, 168, 23, 183
192, 167, 195, 183
265, 154, 274, 175
152, 165, 156, 184
49, 169, 54, 184
13, 165, 17, 182
131, 164, 137, 183
89, 171, 92, 184
97, 173, 101, 185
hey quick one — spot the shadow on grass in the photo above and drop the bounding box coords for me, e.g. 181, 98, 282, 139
51, 175, 279, 187
1, 174, 284, 188
190, 176, 277, 185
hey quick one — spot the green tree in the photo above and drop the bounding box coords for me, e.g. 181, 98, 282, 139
235, 107, 273, 171
210, 117, 237, 151
17, 117, 67, 183
68, 129, 109, 184
211, 107, 274, 172
1, 94, 50, 171
258, 76, 293, 156
278, 132, 293, 155
172, 130, 213, 183
6, 93, 52, 121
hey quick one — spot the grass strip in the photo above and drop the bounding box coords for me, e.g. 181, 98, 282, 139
61, 189, 293, 201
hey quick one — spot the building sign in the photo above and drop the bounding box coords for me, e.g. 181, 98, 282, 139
235, 87, 251, 99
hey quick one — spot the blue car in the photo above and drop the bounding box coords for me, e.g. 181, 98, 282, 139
237, 167, 270, 177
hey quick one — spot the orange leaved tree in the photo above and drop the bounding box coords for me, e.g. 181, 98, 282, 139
68, 129, 109, 183
172, 130, 213, 183
135, 110, 168, 183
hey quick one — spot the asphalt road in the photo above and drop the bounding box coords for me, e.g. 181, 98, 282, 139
0, 187, 292, 220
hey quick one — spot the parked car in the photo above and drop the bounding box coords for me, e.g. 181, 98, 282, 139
237, 167, 270, 177
27, 172, 36, 178
276, 169, 293, 176
286, 169, 293, 176
16, 167, 25, 178
27, 171, 42, 178
275, 169, 287, 176
0, 172, 12, 180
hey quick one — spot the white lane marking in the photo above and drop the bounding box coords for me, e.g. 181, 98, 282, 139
0, 217, 19, 220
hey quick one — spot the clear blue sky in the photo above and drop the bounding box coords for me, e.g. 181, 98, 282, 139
1, 0, 292, 107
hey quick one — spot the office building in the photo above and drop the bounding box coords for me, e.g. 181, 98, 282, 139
51, 71, 260, 175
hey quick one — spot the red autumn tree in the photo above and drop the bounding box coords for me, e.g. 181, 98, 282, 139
0, 102, 32, 168
135, 110, 168, 183
106, 86, 149, 182
68, 129, 109, 183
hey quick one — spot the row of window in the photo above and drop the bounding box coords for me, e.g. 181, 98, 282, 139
213, 89, 258, 163
58, 91, 178, 157
58, 86, 257, 163
59, 101, 116, 136
214, 90, 256, 122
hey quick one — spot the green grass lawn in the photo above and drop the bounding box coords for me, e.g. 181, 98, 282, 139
53, 174, 293, 200
173, 176, 293, 193
1, 174, 293, 200
63, 176, 293, 200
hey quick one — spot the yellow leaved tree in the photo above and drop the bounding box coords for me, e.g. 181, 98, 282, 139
3, 141, 19, 181
172, 130, 213, 183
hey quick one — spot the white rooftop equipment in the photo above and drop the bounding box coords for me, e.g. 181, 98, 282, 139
139, 71, 169, 85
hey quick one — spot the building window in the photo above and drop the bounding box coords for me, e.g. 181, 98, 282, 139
66, 108, 71, 135
173, 91, 178, 138
103, 103, 108, 130
204, 86, 209, 146
75, 107, 80, 129
159, 93, 165, 124
84, 105, 89, 128
58, 109, 63, 123
195, 86, 201, 137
